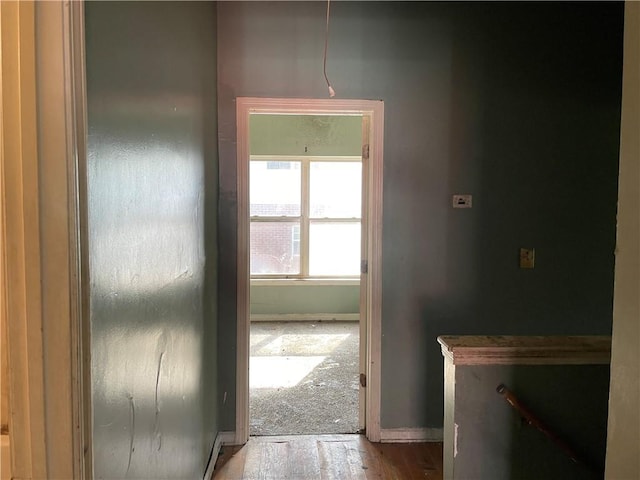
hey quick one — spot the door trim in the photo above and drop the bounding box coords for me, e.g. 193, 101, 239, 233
235, 97, 384, 443
1, 3, 48, 476
1, 1, 89, 477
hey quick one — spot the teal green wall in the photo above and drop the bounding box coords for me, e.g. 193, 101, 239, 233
453, 364, 609, 479
86, 2, 218, 478
251, 284, 360, 315
250, 114, 362, 156
217, 2, 623, 431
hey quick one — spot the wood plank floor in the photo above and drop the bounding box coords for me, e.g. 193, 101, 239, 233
213, 434, 443, 480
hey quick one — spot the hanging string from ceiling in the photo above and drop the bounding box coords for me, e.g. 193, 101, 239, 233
323, 0, 336, 97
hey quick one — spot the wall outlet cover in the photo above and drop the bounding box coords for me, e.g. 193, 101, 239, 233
520, 248, 535, 269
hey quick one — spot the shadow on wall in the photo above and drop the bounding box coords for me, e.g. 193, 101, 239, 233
451, 365, 609, 480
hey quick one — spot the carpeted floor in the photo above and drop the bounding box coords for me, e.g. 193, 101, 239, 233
249, 321, 360, 436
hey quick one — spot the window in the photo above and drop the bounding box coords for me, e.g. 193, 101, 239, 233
291, 225, 300, 256
250, 156, 361, 277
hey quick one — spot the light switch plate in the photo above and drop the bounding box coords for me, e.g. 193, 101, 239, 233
453, 194, 472, 208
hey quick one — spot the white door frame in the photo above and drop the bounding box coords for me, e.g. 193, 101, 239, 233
1, 1, 90, 478
235, 97, 384, 443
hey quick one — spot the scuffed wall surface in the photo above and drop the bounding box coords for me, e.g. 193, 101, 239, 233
86, 2, 218, 478
217, 2, 623, 430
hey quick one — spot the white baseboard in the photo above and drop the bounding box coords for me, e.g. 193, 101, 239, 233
220, 430, 238, 445
379, 427, 443, 443
203, 431, 241, 479
251, 313, 359, 322
203, 432, 224, 480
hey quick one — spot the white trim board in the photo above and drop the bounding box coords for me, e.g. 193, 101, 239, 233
219, 431, 238, 446
203, 431, 238, 480
379, 428, 444, 443
251, 313, 359, 322
2, 2, 88, 477
251, 154, 362, 162
251, 278, 360, 286
202, 432, 224, 480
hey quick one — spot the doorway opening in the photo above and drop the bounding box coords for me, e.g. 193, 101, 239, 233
236, 98, 384, 444
248, 114, 363, 435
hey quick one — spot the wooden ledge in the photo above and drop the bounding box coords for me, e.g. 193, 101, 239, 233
437, 335, 611, 365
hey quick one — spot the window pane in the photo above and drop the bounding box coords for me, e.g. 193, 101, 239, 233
310, 162, 361, 218
250, 161, 301, 216
309, 162, 362, 218
251, 222, 300, 274
309, 222, 360, 276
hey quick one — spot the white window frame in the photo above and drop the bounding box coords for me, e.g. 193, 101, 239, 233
250, 154, 362, 280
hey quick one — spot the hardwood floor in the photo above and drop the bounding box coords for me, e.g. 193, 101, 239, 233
212, 434, 443, 480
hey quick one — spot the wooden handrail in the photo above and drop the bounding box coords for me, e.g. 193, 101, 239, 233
496, 384, 604, 477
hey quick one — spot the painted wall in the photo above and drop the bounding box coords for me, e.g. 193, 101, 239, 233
605, 2, 640, 478
453, 365, 610, 479
217, 2, 623, 430
85, 2, 218, 478
250, 283, 359, 316
250, 114, 362, 156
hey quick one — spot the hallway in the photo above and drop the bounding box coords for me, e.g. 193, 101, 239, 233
213, 434, 443, 479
